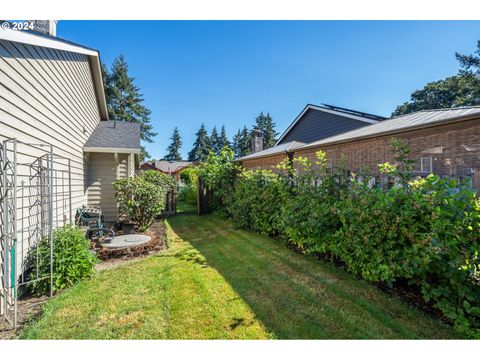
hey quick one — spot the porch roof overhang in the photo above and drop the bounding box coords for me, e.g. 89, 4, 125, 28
84, 120, 141, 155
83, 147, 141, 154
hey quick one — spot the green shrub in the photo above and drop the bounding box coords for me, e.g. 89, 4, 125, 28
224, 141, 480, 337
114, 170, 175, 231
229, 169, 286, 235
25, 225, 97, 296
196, 146, 238, 211
177, 183, 197, 205
178, 167, 198, 206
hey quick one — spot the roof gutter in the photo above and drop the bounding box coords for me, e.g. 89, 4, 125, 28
84, 147, 141, 154
298, 113, 480, 151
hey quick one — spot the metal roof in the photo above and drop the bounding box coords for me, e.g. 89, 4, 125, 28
235, 141, 306, 162
84, 121, 141, 150
300, 106, 480, 150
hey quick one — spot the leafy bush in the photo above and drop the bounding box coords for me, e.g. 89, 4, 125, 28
114, 170, 175, 231
196, 146, 238, 211
25, 225, 97, 296
229, 169, 287, 235
178, 167, 198, 206
225, 141, 480, 337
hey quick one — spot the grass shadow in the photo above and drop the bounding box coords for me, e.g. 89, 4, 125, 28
167, 214, 456, 339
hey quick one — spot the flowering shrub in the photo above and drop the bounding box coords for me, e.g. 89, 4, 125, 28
224, 140, 480, 337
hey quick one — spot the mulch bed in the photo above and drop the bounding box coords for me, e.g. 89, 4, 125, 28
94, 221, 167, 261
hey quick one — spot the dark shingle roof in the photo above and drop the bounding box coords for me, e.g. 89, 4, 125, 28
84, 121, 141, 150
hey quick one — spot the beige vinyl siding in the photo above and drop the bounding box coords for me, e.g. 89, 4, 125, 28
86, 153, 129, 223
0, 39, 102, 219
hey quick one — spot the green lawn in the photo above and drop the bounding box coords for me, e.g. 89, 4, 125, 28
175, 200, 197, 214
21, 214, 456, 339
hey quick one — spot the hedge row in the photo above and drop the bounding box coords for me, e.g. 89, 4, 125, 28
222, 148, 480, 337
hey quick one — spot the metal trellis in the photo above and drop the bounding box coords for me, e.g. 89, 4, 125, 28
0, 138, 72, 329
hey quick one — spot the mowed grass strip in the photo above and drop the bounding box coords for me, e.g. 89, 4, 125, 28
20, 220, 270, 339
21, 214, 456, 339
166, 214, 455, 339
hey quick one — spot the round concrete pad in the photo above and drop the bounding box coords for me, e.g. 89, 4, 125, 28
101, 234, 151, 249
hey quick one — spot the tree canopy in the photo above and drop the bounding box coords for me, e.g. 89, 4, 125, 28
254, 112, 278, 148
188, 124, 211, 161
210, 126, 221, 153
102, 55, 156, 160
232, 126, 251, 158
219, 125, 231, 150
392, 40, 480, 116
164, 127, 182, 161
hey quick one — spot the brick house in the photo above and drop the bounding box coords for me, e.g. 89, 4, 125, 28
237, 103, 386, 170
236, 105, 480, 188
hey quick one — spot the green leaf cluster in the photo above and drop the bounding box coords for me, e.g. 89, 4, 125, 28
222, 148, 480, 337
178, 167, 199, 206
113, 170, 175, 231
25, 225, 98, 296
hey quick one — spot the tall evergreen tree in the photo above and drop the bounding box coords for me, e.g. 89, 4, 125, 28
188, 124, 211, 161
254, 112, 278, 149
263, 113, 278, 148
210, 126, 221, 153
239, 126, 251, 157
232, 126, 251, 157
254, 111, 266, 134
219, 125, 230, 150
103, 55, 157, 160
232, 129, 242, 157
164, 127, 182, 161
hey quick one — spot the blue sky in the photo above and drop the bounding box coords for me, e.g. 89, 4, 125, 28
60, 21, 480, 160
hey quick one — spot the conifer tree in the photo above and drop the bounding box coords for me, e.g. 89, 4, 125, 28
263, 113, 278, 148
232, 129, 242, 157
219, 125, 230, 150
232, 127, 251, 157
188, 124, 211, 161
210, 126, 221, 153
103, 55, 156, 160
165, 127, 182, 161
254, 112, 278, 149
239, 126, 251, 157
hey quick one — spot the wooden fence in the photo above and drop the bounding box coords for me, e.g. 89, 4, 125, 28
197, 177, 213, 215
162, 189, 176, 216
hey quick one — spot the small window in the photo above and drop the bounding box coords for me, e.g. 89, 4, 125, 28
420, 156, 433, 173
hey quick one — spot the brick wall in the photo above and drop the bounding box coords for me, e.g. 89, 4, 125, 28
242, 153, 288, 171
240, 117, 480, 187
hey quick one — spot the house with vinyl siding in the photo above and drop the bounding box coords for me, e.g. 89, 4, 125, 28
0, 21, 141, 223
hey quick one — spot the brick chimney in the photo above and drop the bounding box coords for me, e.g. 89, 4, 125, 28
251, 129, 264, 154
31, 20, 58, 36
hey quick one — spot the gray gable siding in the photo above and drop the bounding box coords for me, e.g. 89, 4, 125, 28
278, 108, 373, 145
